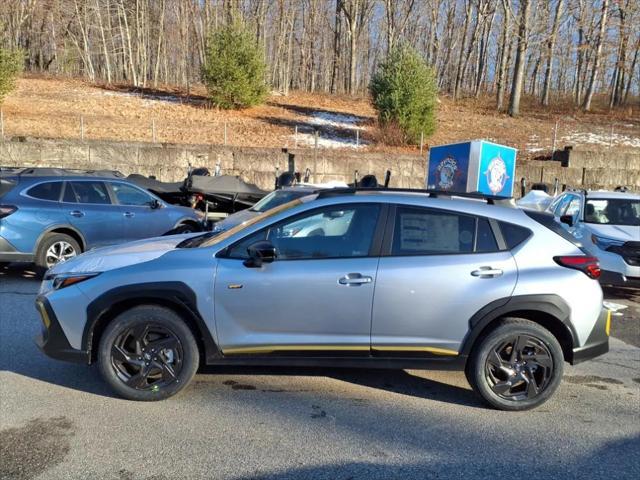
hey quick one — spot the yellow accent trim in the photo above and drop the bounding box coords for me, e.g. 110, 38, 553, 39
223, 345, 370, 355
223, 344, 459, 356
37, 302, 51, 329
605, 310, 611, 337
372, 346, 459, 356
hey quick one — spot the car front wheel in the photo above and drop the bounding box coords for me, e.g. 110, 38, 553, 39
467, 318, 564, 411
97, 305, 199, 401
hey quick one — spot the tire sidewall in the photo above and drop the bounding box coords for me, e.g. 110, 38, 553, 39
470, 320, 564, 411
36, 233, 81, 269
97, 305, 199, 401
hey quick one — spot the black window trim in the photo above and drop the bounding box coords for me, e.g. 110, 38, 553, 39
21, 180, 65, 203
381, 204, 506, 258
219, 202, 388, 262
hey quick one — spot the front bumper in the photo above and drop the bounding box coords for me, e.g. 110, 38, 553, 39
571, 308, 610, 364
0, 236, 34, 263
34, 296, 89, 364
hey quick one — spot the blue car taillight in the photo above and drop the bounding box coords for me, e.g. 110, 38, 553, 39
0, 205, 17, 218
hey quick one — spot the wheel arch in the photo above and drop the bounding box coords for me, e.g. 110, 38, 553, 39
83, 282, 219, 364
35, 225, 86, 253
460, 295, 577, 363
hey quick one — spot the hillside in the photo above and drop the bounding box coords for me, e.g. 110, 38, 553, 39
1, 77, 638, 160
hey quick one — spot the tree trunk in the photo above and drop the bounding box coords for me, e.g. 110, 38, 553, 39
582, 0, 609, 111
508, 0, 531, 117
541, 0, 563, 106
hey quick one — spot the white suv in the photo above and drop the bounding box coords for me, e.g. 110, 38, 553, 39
547, 190, 640, 288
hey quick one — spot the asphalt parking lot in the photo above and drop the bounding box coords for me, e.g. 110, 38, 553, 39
1, 264, 639, 480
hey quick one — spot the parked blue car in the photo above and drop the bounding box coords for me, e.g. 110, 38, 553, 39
0, 169, 202, 268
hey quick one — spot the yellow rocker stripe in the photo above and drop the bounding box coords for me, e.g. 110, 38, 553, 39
372, 346, 459, 356
223, 345, 370, 355
223, 345, 458, 356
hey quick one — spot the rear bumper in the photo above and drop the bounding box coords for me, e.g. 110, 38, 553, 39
34, 296, 89, 364
571, 308, 610, 365
599, 270, 640, 289
0, 236, 33, 263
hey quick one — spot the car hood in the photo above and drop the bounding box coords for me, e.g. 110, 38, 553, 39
585, 224, 640, 242
212, 208, 258, 232
48, 234, 197, 274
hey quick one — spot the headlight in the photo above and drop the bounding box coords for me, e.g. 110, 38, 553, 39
591, 235, 625, 250
44, 272, 101, 291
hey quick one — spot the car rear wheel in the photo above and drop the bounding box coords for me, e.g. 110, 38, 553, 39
36, 233, 81, 269
97, 305, 199, 401
467, 318, 564, 411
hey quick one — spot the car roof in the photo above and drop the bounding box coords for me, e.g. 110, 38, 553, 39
585, 190, 640, 200
0, 167, 125, 180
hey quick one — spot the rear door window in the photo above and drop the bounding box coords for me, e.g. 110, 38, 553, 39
64, 181, 111, 204
390, 206, 497, 255
27, 181, 63, 201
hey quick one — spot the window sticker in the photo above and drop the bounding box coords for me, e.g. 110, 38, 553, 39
400, 213, 459, 252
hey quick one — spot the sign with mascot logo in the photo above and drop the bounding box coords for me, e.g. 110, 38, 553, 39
426, 140, 516, 198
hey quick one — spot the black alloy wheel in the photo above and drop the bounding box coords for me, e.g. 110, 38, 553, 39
98, 305, 199, 401
111, 323, 184, 391
467, 318, 564, 411
484, 334, 553, 401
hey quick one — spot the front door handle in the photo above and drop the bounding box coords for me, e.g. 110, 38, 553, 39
69, 210, 84, 218
123, 212, 135, 218
471, 267, 504, 278
338, 273, 373, 286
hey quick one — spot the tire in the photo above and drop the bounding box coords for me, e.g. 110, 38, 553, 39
176, 222, 201, 234
35, 233, 81, 269
466, 318, 564, 411
97, 305, 199, 401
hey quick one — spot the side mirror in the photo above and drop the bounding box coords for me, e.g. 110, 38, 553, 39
149, 199, 161, 209
243, 240, 277, 268
560, 214, 574, 227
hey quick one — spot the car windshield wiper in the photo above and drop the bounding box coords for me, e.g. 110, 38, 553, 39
176, 232, 217, 248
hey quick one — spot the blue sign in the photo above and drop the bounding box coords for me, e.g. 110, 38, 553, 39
426, 140, 517, 198
427, 142, 471, 192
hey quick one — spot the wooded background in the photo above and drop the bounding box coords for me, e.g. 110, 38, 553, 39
1, 0, 638, 116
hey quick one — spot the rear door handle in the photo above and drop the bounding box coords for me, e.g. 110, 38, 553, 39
69, 210, 84, 218
123, 212, 135, 218
471, 267, 503, 278
338, 273, 373, 286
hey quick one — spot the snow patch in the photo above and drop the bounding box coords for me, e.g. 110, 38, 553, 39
291, 110, 367, 149
563, 132, 640, 148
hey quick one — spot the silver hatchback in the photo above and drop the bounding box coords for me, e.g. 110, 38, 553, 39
35, 189, 609, 410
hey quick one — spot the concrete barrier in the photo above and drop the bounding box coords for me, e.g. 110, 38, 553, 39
1, 138, 638, 195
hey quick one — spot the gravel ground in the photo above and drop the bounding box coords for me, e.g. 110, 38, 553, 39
1, 265, 639, 480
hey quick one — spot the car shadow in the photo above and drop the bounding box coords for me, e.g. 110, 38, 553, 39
603, 286, 640, 301
198, 365, 482, 408
0, 262, 44, 282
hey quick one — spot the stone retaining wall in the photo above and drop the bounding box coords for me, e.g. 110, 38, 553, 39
1, 138, 638, 195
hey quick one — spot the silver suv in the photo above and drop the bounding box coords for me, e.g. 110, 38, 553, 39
35, 189, 609, 410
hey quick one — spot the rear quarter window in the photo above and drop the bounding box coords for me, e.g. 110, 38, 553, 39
522, 210, 584, 248
498, 222, 532, 249
27, 181, 63, 201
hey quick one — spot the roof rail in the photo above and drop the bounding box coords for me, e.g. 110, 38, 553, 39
316, 187, 515, 206
0, 166, 125, 178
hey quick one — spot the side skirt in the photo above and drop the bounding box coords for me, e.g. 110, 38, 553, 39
204, 355, 468, 371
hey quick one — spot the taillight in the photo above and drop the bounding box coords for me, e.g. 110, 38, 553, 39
0, 205, 17, 218
554, 255, 601, 279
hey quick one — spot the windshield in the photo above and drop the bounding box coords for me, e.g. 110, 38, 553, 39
179, 198, 305, 248
584, 198, 640, 226
250, 189, 310, 213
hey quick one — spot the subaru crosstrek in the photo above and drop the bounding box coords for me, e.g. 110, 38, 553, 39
35, 189, 610, 410
0, 169, 202, 268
